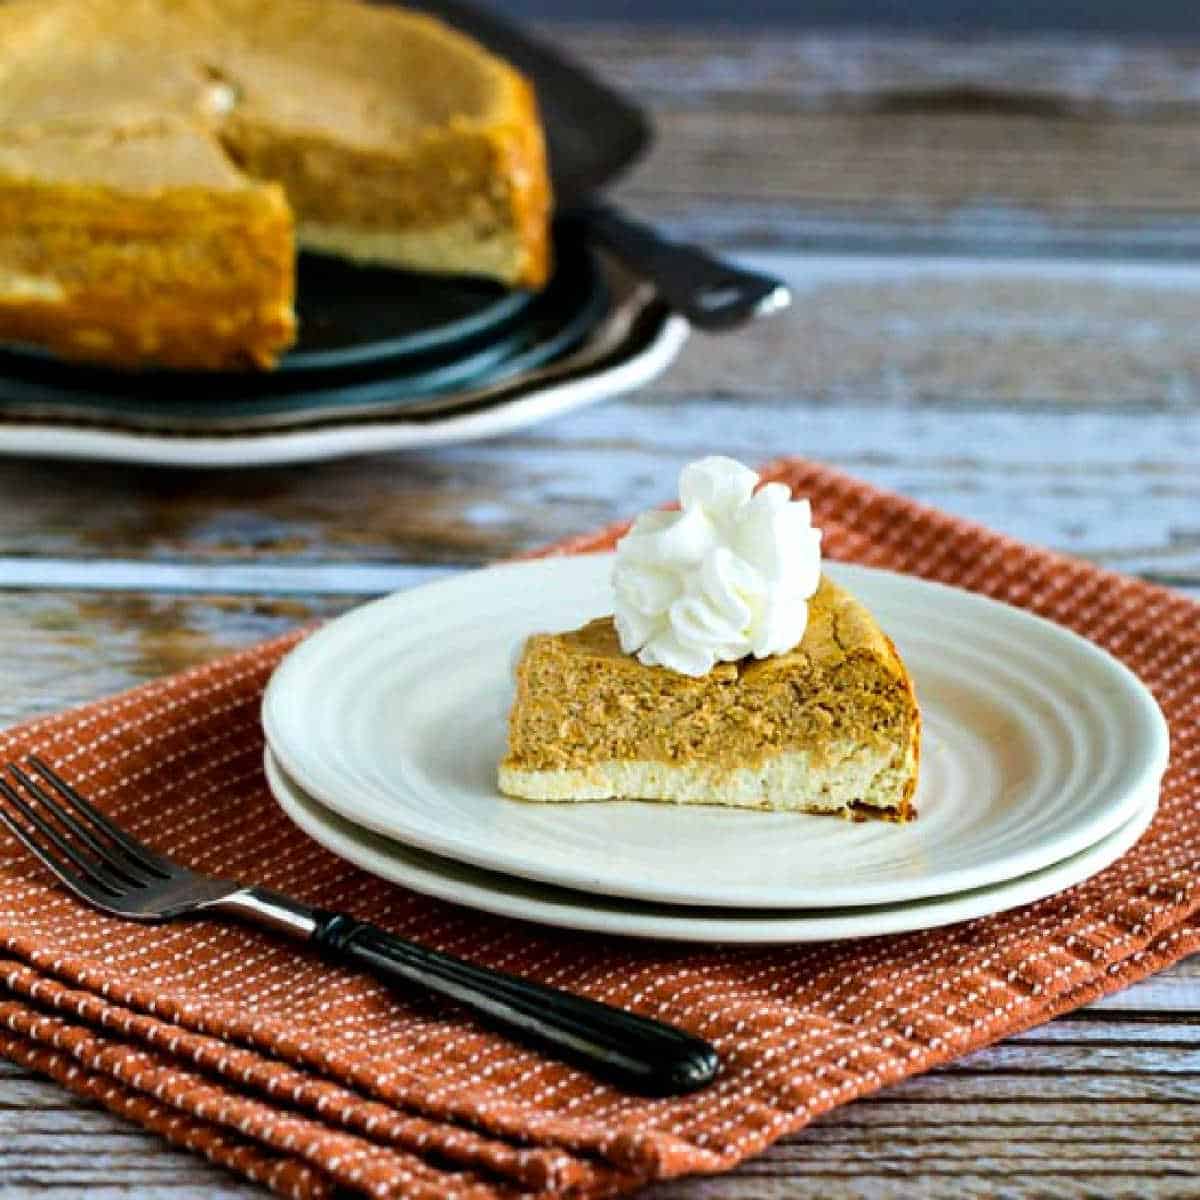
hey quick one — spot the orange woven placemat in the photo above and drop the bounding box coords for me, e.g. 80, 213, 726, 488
0, 458, 1196, 1199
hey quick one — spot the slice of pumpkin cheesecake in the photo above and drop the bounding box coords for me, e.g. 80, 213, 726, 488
498, 457, 920, 820
498, 574, 920, 820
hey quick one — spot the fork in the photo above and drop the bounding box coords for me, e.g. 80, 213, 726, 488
0, 756, 718, 1096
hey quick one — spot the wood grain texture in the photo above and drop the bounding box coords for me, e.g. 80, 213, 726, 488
627, 110, 1200, 213
541, 30, 1200, 253
556, 29, 1200, 115
3, 23, 1200, 1200
0, 591, 352, 727
4, 255, 1198, 585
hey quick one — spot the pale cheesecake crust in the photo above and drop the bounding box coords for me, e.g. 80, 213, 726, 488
498, 741, 918, 814
499, 575, 921, 820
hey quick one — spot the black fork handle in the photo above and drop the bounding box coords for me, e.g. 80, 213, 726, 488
565, 200, 789, 330
311, 912, 718, 1096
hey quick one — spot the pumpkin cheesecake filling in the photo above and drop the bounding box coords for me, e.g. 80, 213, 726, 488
499, 576, 922, 819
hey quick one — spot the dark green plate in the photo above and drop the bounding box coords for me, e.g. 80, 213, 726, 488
281, 252, 538, 372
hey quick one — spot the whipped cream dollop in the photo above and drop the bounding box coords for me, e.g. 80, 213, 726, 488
612, 457, 822, 677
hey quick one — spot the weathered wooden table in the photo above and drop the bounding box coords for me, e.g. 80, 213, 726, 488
3, 26, 1199, 1198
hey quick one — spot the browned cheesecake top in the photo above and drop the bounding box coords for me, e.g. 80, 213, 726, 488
0, 0, 552, 306
554, 575, 906, 680
503, 575, 918, 772
0, 126, 252, 192
0, 0, 533, 156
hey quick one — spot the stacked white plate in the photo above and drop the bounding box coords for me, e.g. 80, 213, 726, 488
262, 556, 1169, 944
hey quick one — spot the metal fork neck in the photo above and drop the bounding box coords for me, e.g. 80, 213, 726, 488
209, 886, 318, 940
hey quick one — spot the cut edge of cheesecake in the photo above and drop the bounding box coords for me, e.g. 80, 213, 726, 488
498, 576, 922, 821
214, 7, 553, 291
0, 125, 296, 370
498, 737, 920, 818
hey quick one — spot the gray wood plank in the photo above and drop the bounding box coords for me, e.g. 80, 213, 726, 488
0, 558, 454, 594
621, 108, 1200, 219
0, 590, 355, 726
5, 254, 1197, 584
554, 29, 1200, 116
2, 577, 1197, 724
546, 29, 1200, 254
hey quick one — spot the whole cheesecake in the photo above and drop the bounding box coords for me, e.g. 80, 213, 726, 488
0, 0, 552, 369
499, 575, 921, 820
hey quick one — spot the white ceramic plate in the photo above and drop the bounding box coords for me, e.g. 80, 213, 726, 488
262, 555, 1169, 910
265, 748, 1160, 944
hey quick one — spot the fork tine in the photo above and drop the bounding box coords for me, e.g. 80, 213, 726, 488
8, 765, 151, 887
0, 802, 118, 906
0, 775, 127, 897
0, 801, 75, 881
27, 755, 170, 880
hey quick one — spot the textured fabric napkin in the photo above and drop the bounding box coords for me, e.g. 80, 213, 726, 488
0, 458, 1196, 1199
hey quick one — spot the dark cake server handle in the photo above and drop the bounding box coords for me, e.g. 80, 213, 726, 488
565, 201, 791, 329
